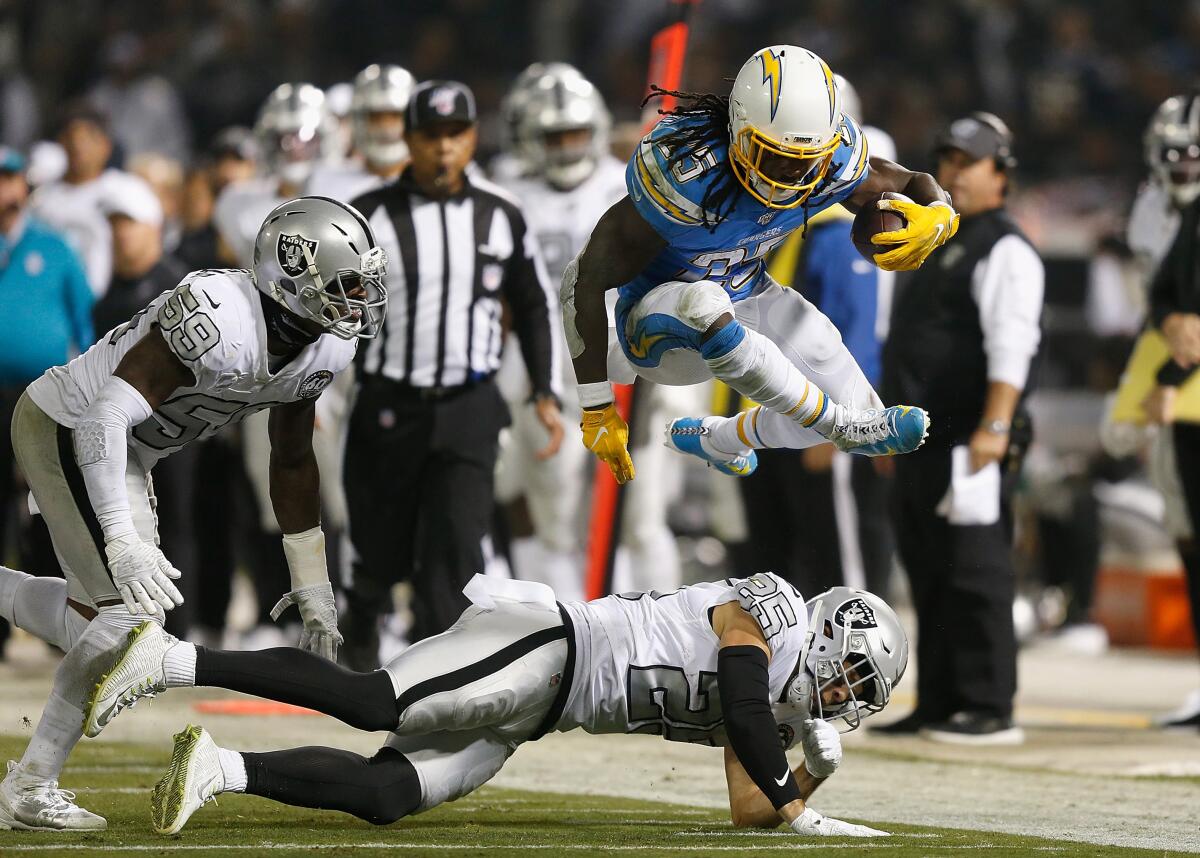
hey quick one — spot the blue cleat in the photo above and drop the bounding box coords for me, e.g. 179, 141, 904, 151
827, 404, 930, 456
665, 417, 758, 477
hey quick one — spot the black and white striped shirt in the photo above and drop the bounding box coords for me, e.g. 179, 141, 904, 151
350, 171, 561, 395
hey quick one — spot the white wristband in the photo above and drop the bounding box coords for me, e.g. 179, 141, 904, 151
577, 381, 613, 409
281, 526, 329, 591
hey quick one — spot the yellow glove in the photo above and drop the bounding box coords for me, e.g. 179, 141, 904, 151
871, 199, 960, 271
581, 404, 635, 484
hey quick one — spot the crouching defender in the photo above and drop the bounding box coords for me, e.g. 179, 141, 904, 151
84, 573, 906, 837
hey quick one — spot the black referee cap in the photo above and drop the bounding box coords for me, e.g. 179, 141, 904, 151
407, 81, 477, 131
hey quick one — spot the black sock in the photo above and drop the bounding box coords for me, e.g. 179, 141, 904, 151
243, 745, 421, 825
194, 646, 398, 731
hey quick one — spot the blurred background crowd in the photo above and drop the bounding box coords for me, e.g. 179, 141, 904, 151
0, 0, 1197, 699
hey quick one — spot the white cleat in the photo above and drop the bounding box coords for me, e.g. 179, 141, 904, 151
0, 762, 107, 831
84, 621, 174, 738
152, 725, 224, 835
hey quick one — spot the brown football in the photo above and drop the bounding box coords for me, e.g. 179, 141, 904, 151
851, 191, 911, 263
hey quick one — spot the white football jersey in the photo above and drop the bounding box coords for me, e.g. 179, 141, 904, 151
557, 572, 811, 749
1127, 179, 1179, 273
27, 269, 356, 471
306, 162, 388, 204
213, 178, 285, 268
494, 157, 626, 401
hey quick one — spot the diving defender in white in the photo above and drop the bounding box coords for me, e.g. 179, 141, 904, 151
85, 574, 907, 838
0, 197, 388, 830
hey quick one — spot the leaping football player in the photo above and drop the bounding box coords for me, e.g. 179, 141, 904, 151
561, 45, 960, 483
85, 573, 906, 839
0, 197, 387, 831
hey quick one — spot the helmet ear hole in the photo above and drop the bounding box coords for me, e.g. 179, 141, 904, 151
278, 277, 297, 296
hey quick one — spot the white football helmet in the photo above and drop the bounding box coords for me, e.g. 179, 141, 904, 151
787, 586, 908, 732
833, 73, 861, 125
1145, 93, 1200, 207
514, 65, 612, 189
351, 64, 415, 169
728, 45, 843, 209
500, 62, 583, 173
252, 196, 388, 340
254, 83, 339, 188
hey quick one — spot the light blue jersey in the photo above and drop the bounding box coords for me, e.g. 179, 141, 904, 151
622, 112, 870, 304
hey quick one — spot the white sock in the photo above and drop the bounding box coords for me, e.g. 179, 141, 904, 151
216, 747, 247, 793
163, 642, 197, 687
0, 566, 77, 652
704, 329, 833, 429
17, 690, 83, 782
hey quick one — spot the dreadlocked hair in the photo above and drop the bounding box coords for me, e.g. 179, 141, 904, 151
643, 85, 746, 231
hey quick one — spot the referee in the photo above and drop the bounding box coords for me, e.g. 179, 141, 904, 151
343, 81, 564, 666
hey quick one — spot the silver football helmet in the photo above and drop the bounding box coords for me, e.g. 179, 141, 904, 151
254, 83, 339, 188
833, 73, 862, 125
788, 586, 908, 732
252, 196, 388, 340
1145, 93, 1200, 207
351, 64, 415, 169
513, 64, 612, 189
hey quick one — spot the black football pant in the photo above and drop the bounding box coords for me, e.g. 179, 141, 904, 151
892, 444, 1018, 721
1172, 423, 1200, 650
343, 378, 509, 664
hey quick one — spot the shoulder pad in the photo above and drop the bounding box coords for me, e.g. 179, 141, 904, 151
156, 271, 251, 372
731, 572, 806, 650
627, 119, 721, 230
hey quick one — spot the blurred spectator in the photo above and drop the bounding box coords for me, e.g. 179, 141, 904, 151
88, 31, 191, 164
0, 147, 94, 657
128, 152, 186, 252
28, 104, 131, 298
177, 126, 258, 271
0, 22, 38, 151
880, 113, 1043, 744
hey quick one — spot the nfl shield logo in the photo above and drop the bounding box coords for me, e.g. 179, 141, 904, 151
429, 87, 459, 116
278, 233, 319, 277
757, 211, 776, 225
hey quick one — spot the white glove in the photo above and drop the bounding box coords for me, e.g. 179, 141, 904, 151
271, 582, 343, 661
789, 807, 888, 838
105, 535, 184, 616
801, 718, 842, 778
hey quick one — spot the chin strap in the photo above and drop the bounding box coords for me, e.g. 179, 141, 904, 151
258, 292, 320, 348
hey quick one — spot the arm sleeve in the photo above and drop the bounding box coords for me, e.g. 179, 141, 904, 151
64, 243, 96, 350
74, 377, 154, 543
718, 645, 802, 810
971, 235, 1044, 389
501, 208, 562, 398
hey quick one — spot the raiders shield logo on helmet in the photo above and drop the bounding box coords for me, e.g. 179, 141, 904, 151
278, 233, 319, 278
833, 598, 878, 630
297, 370, 334, 399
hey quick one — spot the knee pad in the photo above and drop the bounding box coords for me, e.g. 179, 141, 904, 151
676, 280, 734, 333
364, 748, 422, 825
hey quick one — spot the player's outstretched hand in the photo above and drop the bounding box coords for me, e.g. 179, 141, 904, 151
581, 403, 635, 484
800, 718, 842, 778
105, 536, 185, 616
871, 199, 959, 271
789, 807, 888, 837
271, 582, 343, 661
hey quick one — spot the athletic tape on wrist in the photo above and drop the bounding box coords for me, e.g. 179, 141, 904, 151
281, 526, 329, 591
577, 381, 613, 409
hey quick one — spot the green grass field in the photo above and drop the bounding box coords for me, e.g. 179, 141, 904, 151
0, 736, 1189, 858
